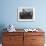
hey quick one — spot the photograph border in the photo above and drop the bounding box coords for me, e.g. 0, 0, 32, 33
18, 7, 35, 21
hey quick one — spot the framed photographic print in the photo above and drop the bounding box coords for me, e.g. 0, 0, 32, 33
18, 7, 35, 21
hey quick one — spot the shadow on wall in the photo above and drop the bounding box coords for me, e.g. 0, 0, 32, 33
0, 24, 7, 43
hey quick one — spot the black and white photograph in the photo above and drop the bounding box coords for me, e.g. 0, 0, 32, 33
18, 7, 35, 21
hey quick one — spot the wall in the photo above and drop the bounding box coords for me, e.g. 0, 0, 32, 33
0, 0, 46, 44
0, 0, 46, 30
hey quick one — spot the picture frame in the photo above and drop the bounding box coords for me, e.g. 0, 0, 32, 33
18, 7, 35, 21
